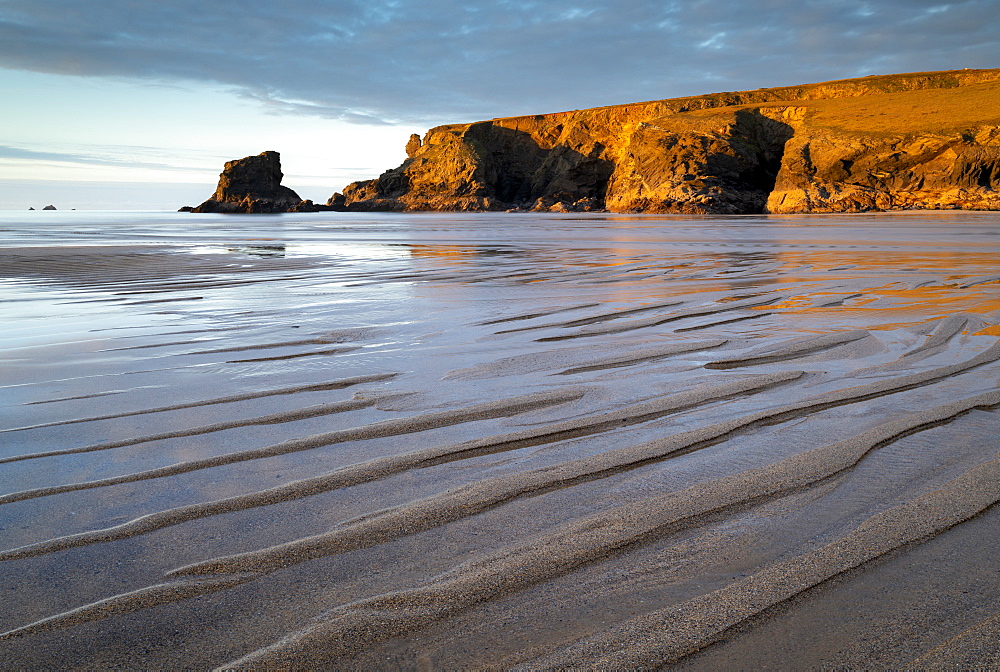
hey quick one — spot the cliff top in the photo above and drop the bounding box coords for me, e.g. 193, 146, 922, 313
430, 68, 1000, 139
496, 68, 1000, 119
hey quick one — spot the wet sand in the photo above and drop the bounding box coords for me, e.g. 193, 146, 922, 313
1, 211, 999, 669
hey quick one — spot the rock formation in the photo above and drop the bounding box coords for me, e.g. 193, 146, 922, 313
767, 122, 1000, 213
405, 133, 422, 158
185, 151, 337, 214
337, 69, 1000, 214
41, 205, 56, 210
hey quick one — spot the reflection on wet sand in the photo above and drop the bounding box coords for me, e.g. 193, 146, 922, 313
0, 212, 998, 669
227, 244, 286, 257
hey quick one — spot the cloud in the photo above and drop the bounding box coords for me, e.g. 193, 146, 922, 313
0, 144, 205, 171
1, 0, 997, 125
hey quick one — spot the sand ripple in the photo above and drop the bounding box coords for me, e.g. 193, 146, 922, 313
2, 214, 999, 669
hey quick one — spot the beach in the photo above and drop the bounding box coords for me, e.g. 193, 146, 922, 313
1, 210, 999, 669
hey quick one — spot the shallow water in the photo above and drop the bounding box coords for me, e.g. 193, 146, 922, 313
1, 211, 998, 669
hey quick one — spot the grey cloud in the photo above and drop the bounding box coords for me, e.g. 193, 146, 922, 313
1, 0, 997, 125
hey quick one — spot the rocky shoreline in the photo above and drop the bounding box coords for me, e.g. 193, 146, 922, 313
182, 69, 1000, 215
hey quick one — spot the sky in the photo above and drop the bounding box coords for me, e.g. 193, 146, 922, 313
1, 0, 998, 209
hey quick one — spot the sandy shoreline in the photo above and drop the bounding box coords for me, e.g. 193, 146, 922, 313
1, 212, 999, 669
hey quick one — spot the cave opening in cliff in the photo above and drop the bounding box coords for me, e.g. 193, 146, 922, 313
732, 109, 795, 213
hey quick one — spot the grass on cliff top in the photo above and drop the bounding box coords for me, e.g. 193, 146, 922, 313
485, 68, 1000, 139
786, 80, 1000, 135
675, 79, 1000, 137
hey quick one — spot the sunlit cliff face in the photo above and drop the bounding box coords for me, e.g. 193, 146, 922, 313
340, 70, 1000, 216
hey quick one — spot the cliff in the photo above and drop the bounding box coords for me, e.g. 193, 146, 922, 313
336, 69, 1000, 214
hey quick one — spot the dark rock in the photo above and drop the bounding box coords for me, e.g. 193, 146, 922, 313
287, 199, 345, 212
326, 193, 347, 209
177, 206, 194, 212
529, 192, 577, 212
188, 151, 303, 213
288, 199, 317, 212
28, 207, 34, 210
42, 205, 56, 210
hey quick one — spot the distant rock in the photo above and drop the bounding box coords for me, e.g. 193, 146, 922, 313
28, 207, 34, 210
42, 205, 56, 210
185, 151, 304, 214
288, 199, 343, 212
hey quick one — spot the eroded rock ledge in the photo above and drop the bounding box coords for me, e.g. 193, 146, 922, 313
336, 69, 1000, 214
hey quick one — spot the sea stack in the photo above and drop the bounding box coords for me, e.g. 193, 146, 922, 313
188, 151, 304, 213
